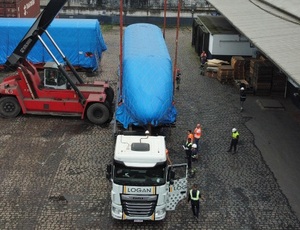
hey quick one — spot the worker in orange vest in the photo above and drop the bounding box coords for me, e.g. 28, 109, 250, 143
193, 123, 202, 153
187, 129, 194, 143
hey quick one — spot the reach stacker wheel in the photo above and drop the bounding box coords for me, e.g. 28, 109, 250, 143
86, 103, 110, 125
0, 97, 21, 117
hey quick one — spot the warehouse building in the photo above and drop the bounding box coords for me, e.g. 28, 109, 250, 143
192, 15, 257, 60
203, 0, 300, 106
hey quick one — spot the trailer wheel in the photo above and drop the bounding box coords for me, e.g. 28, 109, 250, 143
105, 86, 114, 105
86, 103, 110, 125
0, 97, 21, 118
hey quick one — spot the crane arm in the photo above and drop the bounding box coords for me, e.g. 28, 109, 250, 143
5, 0, 68, 67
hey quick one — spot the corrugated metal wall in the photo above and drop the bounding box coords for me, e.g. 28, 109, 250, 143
0, 0, 40, 18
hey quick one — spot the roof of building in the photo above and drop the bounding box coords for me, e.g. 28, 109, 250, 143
195, 15, 238, 35
262, 0, 300, 20
208, 0, 300, 87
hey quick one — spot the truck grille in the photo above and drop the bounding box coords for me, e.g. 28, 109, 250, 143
121, 194, 158, 217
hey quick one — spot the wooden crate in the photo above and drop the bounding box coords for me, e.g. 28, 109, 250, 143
231, 56, 245, 80
249, 59, 273, 94
217, 65, 234, 84
205, 66, 218, 78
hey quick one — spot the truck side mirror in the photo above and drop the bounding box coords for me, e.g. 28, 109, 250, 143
170, 170, 175, 180
169, 171, 175, 185
106, 164, 112, 180
167, 169, 175, 183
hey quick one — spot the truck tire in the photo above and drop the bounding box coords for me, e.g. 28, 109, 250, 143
86, 103, 110, 125
105, 86, 114, 105
0, 97, 21, 118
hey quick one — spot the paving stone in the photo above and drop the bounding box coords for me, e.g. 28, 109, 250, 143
0, 27, 299, 229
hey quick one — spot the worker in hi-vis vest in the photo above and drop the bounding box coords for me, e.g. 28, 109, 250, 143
187, 184, 204, 219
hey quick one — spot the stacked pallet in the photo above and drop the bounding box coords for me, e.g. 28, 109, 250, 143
231, 56, 245, 80
243, 57, 254, 83
205, 66, 218, 78
205, 59, 229, 78
217, 65, 234, 84
250, 59, 273, 95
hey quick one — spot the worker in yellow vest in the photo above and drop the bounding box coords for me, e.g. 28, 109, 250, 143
227, 128, 240, 154
187, 184, 204, 219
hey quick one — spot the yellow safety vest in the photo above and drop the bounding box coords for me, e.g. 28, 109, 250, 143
232, 131, 239, 139
190, 189, 200, 201
186, 142, 192, 148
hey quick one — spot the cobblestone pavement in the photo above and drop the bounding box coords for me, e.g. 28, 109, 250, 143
0, 27, 300, 229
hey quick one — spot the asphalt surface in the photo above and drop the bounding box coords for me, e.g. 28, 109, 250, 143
0, 26, 300, 229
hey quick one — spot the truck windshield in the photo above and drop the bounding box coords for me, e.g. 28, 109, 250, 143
113, 163, 166, 186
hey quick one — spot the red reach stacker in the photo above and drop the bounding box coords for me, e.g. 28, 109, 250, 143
0, 0, 114, 125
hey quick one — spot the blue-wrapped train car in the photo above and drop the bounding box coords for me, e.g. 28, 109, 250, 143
0, 18, 107, 71
116, 23, 177, 130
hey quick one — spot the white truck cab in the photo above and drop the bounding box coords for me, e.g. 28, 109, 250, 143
106, 134, 187, 222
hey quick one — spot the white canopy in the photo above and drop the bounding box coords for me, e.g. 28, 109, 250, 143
208, 0, 300, 87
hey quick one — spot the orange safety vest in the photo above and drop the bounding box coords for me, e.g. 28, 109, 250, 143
194, 127, 202, 139
187, 133, 194, 142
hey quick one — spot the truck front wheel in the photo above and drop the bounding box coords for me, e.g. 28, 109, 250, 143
86, 103, 110, 125
0, 97, 21, 118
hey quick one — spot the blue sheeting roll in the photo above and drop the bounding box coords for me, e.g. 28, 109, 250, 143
116, 23, 177, 129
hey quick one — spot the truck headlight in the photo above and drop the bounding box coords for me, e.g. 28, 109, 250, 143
155, 208, 166, 216
112, 207, 122, 216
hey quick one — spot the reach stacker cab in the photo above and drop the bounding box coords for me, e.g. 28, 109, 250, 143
43, 62, 68, 90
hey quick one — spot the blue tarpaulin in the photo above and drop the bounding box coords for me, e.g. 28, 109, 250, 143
116, 23, 177, 128
0, 18, 107, 71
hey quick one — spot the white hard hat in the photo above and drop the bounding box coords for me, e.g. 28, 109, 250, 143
232, 128, 237, 132
192, 143, 197, 148
240, 87, 245, 90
